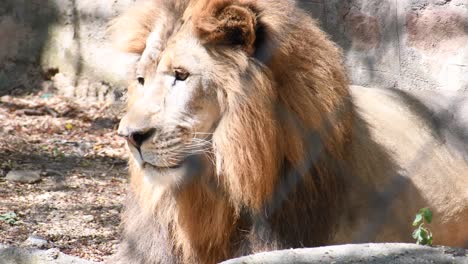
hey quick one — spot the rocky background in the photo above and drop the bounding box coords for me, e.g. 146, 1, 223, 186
0, 0, 136, 99
1, 0, 467, 99
304, 0, 468, 91
0, 0, 467, 263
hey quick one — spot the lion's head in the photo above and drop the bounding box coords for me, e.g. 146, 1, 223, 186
112, 0, 355, 263
116, 0, 351, 208
117, 19, 222, 186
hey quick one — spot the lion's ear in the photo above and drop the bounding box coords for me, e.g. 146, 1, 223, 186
194, 0, 258, 55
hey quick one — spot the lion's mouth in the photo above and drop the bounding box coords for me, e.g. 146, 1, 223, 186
126, 142, 187, 170
143, 160, 185, 170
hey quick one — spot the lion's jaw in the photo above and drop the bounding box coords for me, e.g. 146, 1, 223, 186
118, 24, 222, 187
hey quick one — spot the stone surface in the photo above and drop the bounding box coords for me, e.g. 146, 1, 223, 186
1, 0, 467, 99
0, 0, 138, 98
82, 215, 95, 223
0, 245, 97, 264
222, 243, 468, 264
312, 0, 468, 92
5, 170, 41, 184
397, 0, 468, 92
23, 235, 48, 249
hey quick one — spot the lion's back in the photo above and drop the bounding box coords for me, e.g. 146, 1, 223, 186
350, 86, 468, 247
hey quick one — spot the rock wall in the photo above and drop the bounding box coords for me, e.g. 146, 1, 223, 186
306, 0, 468, 91
0, 0, 137, 99
0, 0, 467, 98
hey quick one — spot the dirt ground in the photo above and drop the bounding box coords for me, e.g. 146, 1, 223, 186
0, 92, 129, 262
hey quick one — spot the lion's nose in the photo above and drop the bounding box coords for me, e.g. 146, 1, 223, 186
119, 128, 155, 150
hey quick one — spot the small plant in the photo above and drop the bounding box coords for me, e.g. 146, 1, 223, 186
412, 207, 433, 246
1, 159, 17, 170
65, 123, 74, 131
52, 147, 65, 159
0, 212, 20, 225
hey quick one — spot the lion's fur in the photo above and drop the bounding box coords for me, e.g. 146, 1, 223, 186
111, 1, 468, 263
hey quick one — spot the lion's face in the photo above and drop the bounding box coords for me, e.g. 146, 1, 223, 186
117, 1, 275, 189
118, 24, 222, 185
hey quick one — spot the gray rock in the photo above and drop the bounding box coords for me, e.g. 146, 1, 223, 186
24, 235, 48, 249
83, 215, 95, 223
0, 246, 98, 264
222, 243, 468, 264
45, 248, 60, 260
5, 170, 41, 184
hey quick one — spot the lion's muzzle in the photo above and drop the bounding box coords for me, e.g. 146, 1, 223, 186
118, 118, 194, 169
118, 128, 155, 150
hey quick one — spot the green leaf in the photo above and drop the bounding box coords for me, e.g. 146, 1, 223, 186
0, 212, 18, 225
412, 208, 434, 246
412, 228, 420, 240
420, 208, 433, 224
419, 228, 428, 239
41, 93, 54, 99
427, 236, 433, 246
415, 227, 434, 246
413, 213, 423, 226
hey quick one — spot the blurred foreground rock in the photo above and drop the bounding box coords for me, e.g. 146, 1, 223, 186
222, 243, 468, 264
0, 245, 97, 264
1, 243, 466, 264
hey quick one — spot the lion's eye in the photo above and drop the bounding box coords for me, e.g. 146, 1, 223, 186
174, 69, 189, 82
137, 76, 145, 86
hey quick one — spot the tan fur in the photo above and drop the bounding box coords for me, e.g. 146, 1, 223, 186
110, 1, 468, 263
195, 0, 258, 54
109, 1, 160, 54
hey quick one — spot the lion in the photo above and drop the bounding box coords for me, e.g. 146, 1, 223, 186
110, 0, 468, 263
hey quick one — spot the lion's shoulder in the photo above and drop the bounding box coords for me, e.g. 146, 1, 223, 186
348, 86, 468, 245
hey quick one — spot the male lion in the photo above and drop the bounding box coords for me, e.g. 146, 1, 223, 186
111, 0, 468, 263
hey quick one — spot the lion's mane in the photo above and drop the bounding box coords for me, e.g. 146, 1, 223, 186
110, 0, 468, 263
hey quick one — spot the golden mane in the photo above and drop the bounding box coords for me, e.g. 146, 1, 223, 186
110, 0, 468, 263
110, 1, 160, 54
112, 1, 356, 263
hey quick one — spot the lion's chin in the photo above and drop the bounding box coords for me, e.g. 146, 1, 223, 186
128, 144, 207, 187
140, 161, 188, 186
127, 145, 187, 185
